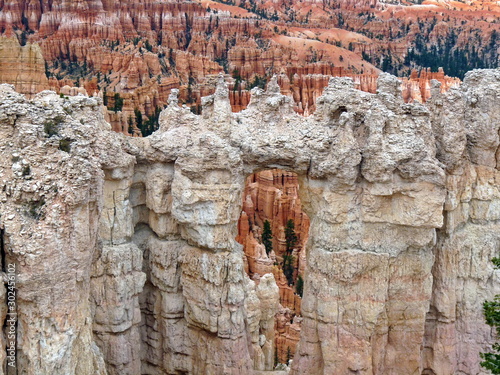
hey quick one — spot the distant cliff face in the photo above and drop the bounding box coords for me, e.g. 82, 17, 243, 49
0, 0, 495, 134
0, 36, 49, 95
0, 69, 500, 374
0, 35, 460, 139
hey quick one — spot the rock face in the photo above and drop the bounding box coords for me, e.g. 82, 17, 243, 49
0, 36, 50, 96
401, 68, 462, 103
0, 35, 458, 128
2, 0, 494, 134
237, 169, 309, 277
0, 68, 499, 375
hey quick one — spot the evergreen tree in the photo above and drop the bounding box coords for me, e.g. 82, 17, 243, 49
481, 258, 500, 373
262, 220, 273, 256
282, 253, 294, 285
113, 93, 123, 112
134, 108, 143, 134
168, 48, 176, 67
127, 116, 134, 135
282, 219, 298, 285
285, 219, 297, 254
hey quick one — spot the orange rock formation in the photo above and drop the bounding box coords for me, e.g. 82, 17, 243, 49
0, 35, 461, 132
1, 0, 493, 138
1, 0, 492, 133
237, 169, 309, 366
401, 68, 461, 102
0, 36, 49, 96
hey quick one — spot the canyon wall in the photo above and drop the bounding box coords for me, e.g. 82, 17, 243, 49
237, 169, 309, 363
0, 34, 461, 137
0, 68, 499, 375
0, 36, 50, 96
0, 0, 496, 136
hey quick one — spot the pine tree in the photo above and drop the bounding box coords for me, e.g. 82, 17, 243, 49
283, 254, 294, 285
134, 108, 143, 135
262, 220, 273, 255
282, 219, 298, 285
127, 116, 134, 136
481, 257, 500, 374
285, 219, 297, 254
113, 93, 123, 113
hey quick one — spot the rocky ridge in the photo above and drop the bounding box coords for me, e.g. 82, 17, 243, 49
0, 68, 499, 374
1, 0, 494, 134
0, 35, 461, 135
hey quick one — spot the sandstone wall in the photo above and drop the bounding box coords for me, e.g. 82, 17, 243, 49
0, 36, 50, 97
0, 68, 499, 374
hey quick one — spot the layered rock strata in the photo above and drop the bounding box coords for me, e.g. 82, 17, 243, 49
0, 34, 461, 138
0, 0, 496, 139
0, 68, 499, 375
0, 36, 49, 96
0, 34, 459, 123
237, 169, 309, 277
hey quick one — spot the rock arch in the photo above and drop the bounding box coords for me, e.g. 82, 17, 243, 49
0, 69, 499, 374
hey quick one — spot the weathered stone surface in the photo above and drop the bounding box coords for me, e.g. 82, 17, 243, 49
0, 68, 499, 374
0, 36, 50, 97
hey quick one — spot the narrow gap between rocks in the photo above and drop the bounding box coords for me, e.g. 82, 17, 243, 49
236, 169, 309, 368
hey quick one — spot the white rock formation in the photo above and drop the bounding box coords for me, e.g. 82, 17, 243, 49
0, 69, 499, 374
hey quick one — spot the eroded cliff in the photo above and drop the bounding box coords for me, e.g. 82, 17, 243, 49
0, 68, 499, 374
1, 0, 494, 135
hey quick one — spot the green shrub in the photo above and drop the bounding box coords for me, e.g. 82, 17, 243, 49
43, 115, 64, 137
296, 275, 304, 297
481, 258, 500, 373
262, 220, 273, 255
22, 165, 31, 176
59, 138, 73, 153
44, 121, 58, 137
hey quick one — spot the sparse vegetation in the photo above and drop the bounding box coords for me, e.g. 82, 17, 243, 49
22, 165, 31, 176
285, 219, 297, 254
135, 106, 162, 137
43, 115, 64, 137
25, 198, 46, 220
480, 258, 500, 373
262, 220, 273, 255
59, 138, 73, 152
295, 275, 304, 297
113, 93, 124, 113
282, 219, 298, 285
282, 253, 294, 285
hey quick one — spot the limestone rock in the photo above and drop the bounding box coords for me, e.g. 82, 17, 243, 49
0, 69, 499, 375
